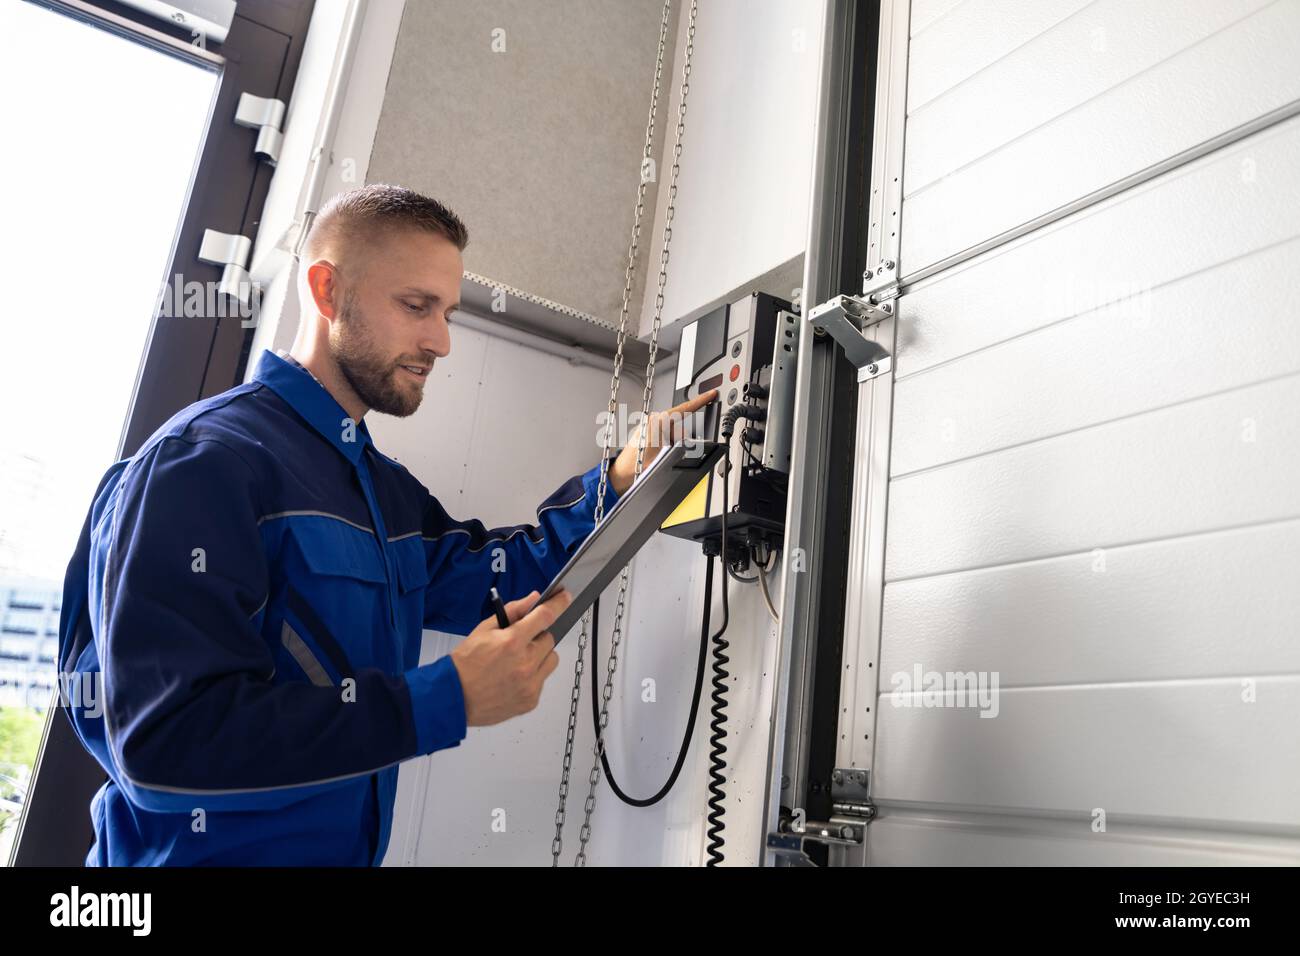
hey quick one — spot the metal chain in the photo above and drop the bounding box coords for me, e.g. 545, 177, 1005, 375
574, 0, 698, 868
551, 0, 675, 867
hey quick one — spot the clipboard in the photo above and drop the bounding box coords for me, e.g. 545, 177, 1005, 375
537, 440, 725, 641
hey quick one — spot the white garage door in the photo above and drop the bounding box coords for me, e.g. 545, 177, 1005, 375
852, 0, 1300, 865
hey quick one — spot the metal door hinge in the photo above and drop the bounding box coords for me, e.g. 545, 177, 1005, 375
862, 258, 900, 302
831, 767, 877, 820
198, 228, 255, 306
807, 294, 893, 382
235, 92, 287, 165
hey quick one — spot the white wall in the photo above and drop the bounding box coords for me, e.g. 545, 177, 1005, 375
638, 0, 824, 346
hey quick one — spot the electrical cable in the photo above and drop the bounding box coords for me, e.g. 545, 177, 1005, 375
756, 547, 780, 624
727, 561, 759, 585
587, 554, 714, 807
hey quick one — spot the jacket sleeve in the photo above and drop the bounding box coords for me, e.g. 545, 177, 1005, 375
419, 453, 624, 636
93, 435, 466, 814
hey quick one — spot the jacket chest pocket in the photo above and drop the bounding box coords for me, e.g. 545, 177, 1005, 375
391, 536, 432, 671
277, 519, 391, 684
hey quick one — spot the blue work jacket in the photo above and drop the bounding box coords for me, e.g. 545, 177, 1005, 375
56, 348, 620, 865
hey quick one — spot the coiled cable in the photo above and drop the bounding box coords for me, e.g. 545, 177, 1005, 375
703, 444, 733, 866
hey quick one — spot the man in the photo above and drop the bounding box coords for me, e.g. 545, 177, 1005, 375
57, 183, 716, 865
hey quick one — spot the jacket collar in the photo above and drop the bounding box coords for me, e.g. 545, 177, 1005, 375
252, 348, 373, 465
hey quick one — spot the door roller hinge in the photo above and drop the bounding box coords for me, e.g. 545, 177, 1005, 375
235, 92, 287, 165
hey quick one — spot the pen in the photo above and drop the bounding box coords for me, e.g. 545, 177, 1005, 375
488, 586, 511, 629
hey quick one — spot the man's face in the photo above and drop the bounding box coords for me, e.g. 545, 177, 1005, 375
329, 227, 462, 417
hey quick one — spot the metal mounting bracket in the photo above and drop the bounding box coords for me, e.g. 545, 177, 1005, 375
766, 832, 818, 866
807, 294, 894, 382
766, 812, 866, 866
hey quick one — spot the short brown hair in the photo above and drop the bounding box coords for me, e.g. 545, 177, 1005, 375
303, 183, 469, 265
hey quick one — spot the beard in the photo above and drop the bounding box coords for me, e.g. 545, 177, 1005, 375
330, 290, 427, 418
